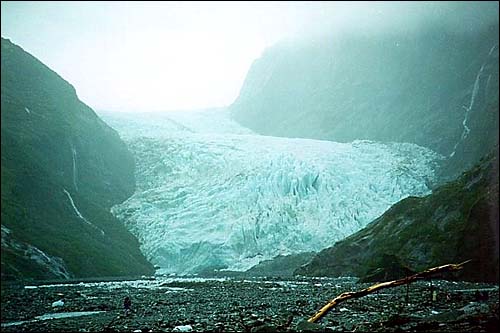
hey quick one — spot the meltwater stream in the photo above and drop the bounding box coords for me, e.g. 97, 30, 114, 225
101, 109, 443, 274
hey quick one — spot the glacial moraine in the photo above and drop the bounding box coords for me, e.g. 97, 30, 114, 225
1, 276, 498, 332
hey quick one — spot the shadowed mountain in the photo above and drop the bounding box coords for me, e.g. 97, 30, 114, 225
1, 37, 153, 280
231, 22, 499, 182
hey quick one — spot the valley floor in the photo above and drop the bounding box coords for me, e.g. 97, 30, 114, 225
1, 276, 498, 332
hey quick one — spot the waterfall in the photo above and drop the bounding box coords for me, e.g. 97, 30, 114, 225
488, 44, 497, 56
71, 145, 78, 191
63, 189, 105, 236
449, 44, 496, 158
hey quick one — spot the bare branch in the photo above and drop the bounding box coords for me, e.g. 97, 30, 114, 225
307, 260, 471, 323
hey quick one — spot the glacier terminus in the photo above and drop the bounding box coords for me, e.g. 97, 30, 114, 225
102, 109, 443, 275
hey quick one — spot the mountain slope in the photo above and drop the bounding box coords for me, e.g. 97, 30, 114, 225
1, 38, 154, 280
230, 22, 499, 180
295, 151, 499, 282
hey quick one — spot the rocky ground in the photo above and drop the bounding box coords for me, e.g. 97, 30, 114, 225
1, 276, 498, 332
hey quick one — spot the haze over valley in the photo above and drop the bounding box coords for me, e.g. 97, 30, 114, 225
1, 2, 498, 332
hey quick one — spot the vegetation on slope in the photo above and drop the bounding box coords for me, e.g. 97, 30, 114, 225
1, 38, 153, 280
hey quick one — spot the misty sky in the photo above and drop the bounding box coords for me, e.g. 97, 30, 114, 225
1, 1, 498, 112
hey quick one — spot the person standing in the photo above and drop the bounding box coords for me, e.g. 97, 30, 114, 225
124, 296, 132, 316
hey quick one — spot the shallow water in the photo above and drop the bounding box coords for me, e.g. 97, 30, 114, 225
1, 311, 105, 327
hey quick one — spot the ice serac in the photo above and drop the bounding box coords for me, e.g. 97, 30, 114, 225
296, 152, 499, 283
106, 110, 443, 275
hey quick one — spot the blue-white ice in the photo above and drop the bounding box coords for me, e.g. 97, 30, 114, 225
101, 109, 443, 274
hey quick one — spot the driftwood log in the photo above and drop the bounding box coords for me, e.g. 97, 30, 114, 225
308, 260, 471, 323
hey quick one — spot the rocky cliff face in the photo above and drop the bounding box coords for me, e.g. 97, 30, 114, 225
295, 151, 499, 283
1, 38, 154, 280
230, 23, 499, 181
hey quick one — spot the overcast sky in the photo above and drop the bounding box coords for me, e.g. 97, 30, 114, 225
1, 1, 498, 112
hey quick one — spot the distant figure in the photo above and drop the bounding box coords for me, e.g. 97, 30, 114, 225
123, 296, 131, 316
474, 290, 489, 302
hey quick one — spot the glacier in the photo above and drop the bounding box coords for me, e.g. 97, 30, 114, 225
102, 109, 443, 274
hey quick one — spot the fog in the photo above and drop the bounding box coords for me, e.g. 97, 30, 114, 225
1, 1, 497, 112
1, 1, 499, 318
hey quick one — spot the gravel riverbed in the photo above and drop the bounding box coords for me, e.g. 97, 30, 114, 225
1, 276, 498, 332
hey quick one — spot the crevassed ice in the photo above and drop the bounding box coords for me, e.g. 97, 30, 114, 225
105, 109, 443, 274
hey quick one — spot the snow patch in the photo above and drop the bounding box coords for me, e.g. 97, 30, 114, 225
52, 299, 64, 307
173, 324, 193, 332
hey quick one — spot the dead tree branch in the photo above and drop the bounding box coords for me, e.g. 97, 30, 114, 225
308, 260, 471, 323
